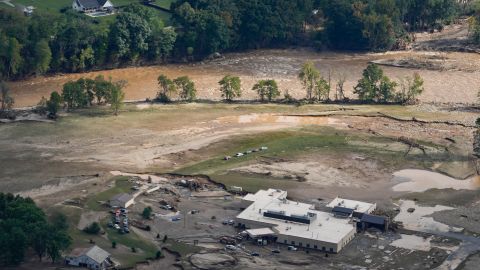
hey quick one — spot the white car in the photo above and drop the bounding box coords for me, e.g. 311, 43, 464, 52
225, 245, 237, 251
161, 204, 173, 210
287, 246, 298, 251
113, 224, 120, 230
235, 153, 244, 157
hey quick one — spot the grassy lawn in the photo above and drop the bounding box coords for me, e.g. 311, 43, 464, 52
68, 221, 158, 268
12, 0, 71, 11
164, 239, 201, 257
2, 0, 172, 23
175, 127, 408, 176
86, 176, 133, 211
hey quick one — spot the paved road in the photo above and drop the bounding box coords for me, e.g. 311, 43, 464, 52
424, 229, 480, 270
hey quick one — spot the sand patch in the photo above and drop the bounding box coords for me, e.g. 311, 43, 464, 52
392, 169, 480, 192
232, 162, 367, 188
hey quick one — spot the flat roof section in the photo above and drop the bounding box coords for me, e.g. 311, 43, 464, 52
327, 197, 376, 214
245, 228, 276, 238
236, 190, 356, 244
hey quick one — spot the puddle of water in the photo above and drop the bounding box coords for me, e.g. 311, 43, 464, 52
390, 234, 433, 251
394, 200, 460, 233
391, 169, 480, 192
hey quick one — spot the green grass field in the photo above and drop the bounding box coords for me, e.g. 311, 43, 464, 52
86, 176, 132, 211
1, 0, 173, 23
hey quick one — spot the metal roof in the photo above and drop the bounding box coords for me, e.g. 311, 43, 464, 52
332, 206, 354, 215
361, 214, 386, 225
69, 245, 110, 264
85, 245, 110, 264
77, 0, 110, 9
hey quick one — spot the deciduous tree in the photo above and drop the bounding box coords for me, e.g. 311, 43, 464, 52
108, 81, 126, 115
174, 76, 196, 102
157, 74, 176, 102
252, 79, 280, 102
219, 75, 241, 101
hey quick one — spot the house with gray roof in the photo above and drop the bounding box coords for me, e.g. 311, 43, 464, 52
72, 0, 114, 14
65, 245, 113, 270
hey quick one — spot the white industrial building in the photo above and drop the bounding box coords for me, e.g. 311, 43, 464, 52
327, 197, 376, 215
235, 189, 376, 253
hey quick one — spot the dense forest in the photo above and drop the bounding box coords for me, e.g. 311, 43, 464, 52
0, 0, 470, 80
0, 193, 71, 266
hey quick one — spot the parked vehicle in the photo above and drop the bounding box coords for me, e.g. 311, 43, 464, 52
250, 252, 260, 256
287, 246, 298, 251
161, 204, 173, 210
113, 224, 120, 230
219, 236, 236, 245
235, 153, 244, 157
227, 220, 235, 225
172, 217, 181, 221
123, 227, 130, 233
225, 245, 237, 251
222, 220, 229, 225
271, 249, 281, 254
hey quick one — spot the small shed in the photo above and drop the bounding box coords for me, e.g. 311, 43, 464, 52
65, 245, 112, 270
109, 193, 134, 208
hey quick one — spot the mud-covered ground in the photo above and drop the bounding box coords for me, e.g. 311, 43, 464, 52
7, 49, 480, 107
2, 21, 480, 270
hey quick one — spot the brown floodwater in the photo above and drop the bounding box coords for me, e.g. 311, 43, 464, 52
8, 49, 480, 108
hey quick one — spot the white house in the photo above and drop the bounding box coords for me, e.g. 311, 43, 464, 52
65, 245, 113, 270
72, 0, 114, 13
109, 193, 134, 208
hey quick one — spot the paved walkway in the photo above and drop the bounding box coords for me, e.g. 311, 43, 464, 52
0, 0, 15, 7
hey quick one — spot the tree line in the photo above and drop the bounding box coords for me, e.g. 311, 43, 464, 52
0, 5, 176, 80
155, 62, 423, 105
34, 76, 126, 118
0, 1, 463, 81
0, 193, 71, 266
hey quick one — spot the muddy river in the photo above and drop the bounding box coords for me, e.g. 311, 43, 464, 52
8, 49, 480, 108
